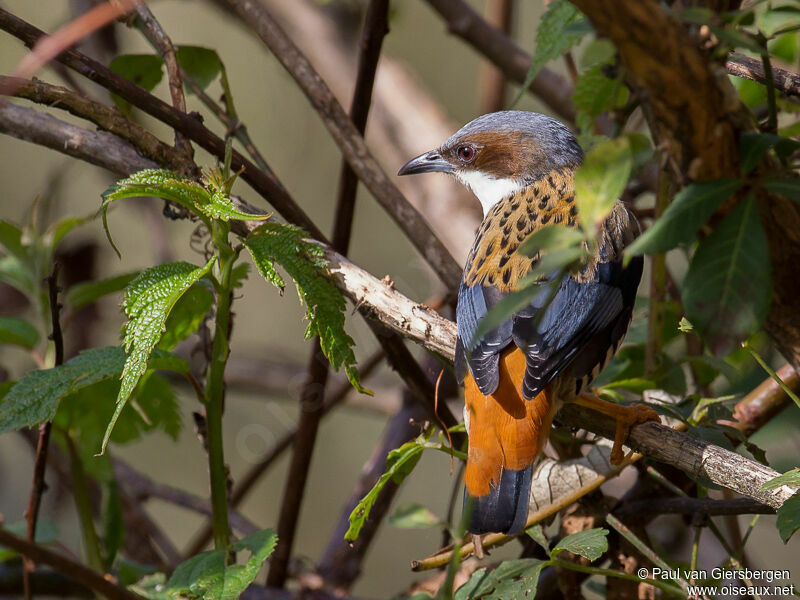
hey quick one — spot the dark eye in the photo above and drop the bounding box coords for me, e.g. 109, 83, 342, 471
457, 145, 476, 163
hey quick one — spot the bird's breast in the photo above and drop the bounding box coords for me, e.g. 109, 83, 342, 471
463, 168, 576, 291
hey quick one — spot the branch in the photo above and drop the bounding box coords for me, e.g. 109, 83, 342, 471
219, 0, 462, 291
1, 76, 195, 174
23, 265, 63, 600
132, 4, 193, 156
557, 404, 792, 509
727, 53, 800, 98
112, 459, 259, 536
424, 0, 574, 122
614, 497, 775, 522
0, 102, 157, 175
0, 525, 141, 600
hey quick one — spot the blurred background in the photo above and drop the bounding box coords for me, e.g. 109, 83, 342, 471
0, 1, 798, 598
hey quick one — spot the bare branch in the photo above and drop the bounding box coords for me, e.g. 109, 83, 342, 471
132, 4, 193, 156
0, 526, 141, 600
112, 459, 259, 536
615, 497, 776, 522
727, 53, 800, 98
424, 0, 576, 122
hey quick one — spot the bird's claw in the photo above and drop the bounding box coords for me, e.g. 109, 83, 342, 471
609, 404, 660, 465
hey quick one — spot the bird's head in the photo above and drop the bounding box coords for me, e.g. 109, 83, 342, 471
398, 111, 583, 216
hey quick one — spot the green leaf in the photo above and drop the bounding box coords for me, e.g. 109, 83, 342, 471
740, 132, 800, 173
346, 439, 425, 541
133, 529, 277, 600
763, 179, 800, 204
101, 260, 213, 454
626, 179, 741, 256
573, 63, 628, 132
158, 283, 214, 350
526, 524, 550, 554
486, 561, 546, 600
388, 503, 441, 529
519, 224, 587, 257
102, 170, 269, 235
551, 528, 609, 561
177, 46, 223, 91
761, 468, 800, 491
574, 136, 632, 232
45, 215, 89, 249
682, 195, 772, 355
109, 54, 164, 115
0, 220, 27, 262
513, 1, 585, 106
457, 560, 547, 600
0, 317, 39, 349
0, 346, 187, 435
777, 493, 800, 543
245, 222, 365, 393
65, 272, 139, 309
709, 25, 763, 54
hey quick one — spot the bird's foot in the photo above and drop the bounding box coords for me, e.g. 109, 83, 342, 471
573, 394, 660, 465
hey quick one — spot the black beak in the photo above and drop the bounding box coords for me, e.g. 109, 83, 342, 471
398, 151, 453, 176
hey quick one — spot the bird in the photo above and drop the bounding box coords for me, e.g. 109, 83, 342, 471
398, 111, 659, 536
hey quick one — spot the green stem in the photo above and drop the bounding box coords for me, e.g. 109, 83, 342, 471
64, 432, 104, 573
550, 560, 685, 597
606, 514, 687, 589
645, 170, 669, 376
744, 341, 800, 410
204, 222, 236, 551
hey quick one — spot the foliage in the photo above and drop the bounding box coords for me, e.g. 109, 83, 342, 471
244, 223, 365, 392
130, 529, 277, 600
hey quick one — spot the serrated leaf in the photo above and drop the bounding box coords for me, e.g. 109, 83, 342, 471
244, 223, 365, 393
346, 441, 424, 541
102, 170, 269, 237
763, 179, 800, 204
177, 45, 223, 90
761, 468, 800, 491
65, 272, 139, 309
627, 179, 741, 256
0, 346, 187, 435
777, 493, 800, 543
101, 260, 213, 453
552, 528, 608, 561
682, 195, 771, 355
134, 529, 277, 600
513, 1, 585, 106
388, 503, 441, 529
159, 283, 214, 350
574, 136, 632, 232
109, 54, 164, 115
0, 317, 40, 348
740, 132, 800, 173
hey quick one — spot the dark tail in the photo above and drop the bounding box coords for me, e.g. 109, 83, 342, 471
464, 465, 532, 535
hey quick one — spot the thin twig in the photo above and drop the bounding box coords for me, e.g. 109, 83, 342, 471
132, 4, 193, 157
23, 264, 63, 600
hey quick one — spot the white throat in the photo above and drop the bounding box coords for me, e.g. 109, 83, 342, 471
454, 170, 523, 216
